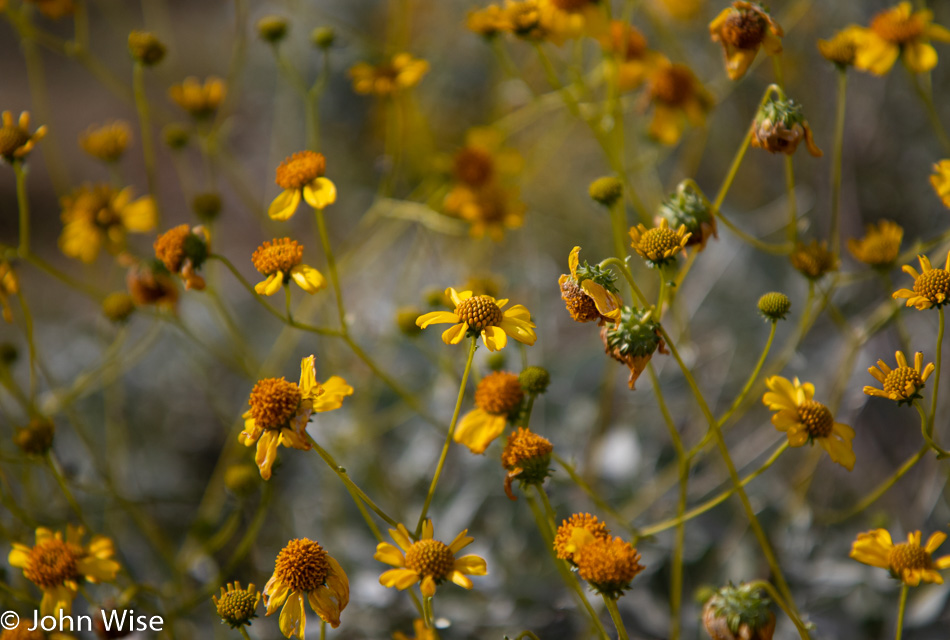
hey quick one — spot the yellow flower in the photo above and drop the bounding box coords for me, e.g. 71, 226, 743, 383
263, 538, 349, 637
818, 25, 865, 68
24, 0, 74, 20
574, 536, 644, 599
0, 261, 19, 323
554, 513, 611, 564
930, 159, 950, 208
154, 224, 210, 290
251, 238, 326, 296
790, 240, 838, 280
864, 351, 934, 405
655, 0, 702, 21
213, 581, 260, 629
537, 0, 608, 40
629, 218, 691, 267
456, 371, 524, 454
501, 427, 553, 500
415, 287, 537, 351
847, 220, 903, 267
443, 183, 526, 241
451, 127, 523, 188
467, 5, 512, 38
558, 245, 622, 323
269, 151, 337, 220
709, 1, 783, 81
168, 76, 227, 118
893, 252, 950, 310
8, 526, 120, 616
59, 184, 157, 263
0, 111, 47, 163
240, 356, 353, 480
350, 53, 429, 96
0, 619, 46, 640
393, 619, 439, 640
853, 2, 950, 75
79, 121, 131, 163
763, 376, 855, 470
646, 59, 713, 145
375, 519, 487, 598
850, 529, 950, 586
601, 21, 665, 91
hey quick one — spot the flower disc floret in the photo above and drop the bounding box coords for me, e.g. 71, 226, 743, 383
554, 513, 611, 563
248, 378, 302, 430
253, 238, 304, 275
865, 351, 933, 404
893, 252, 950, 310
573, 536, 644, 598
456, 295, 504, 331
405, 540, 455, 580
757, 292, 791, 321
630, 219, 691, 266
851, 529, 950, 586
797, 400, 833, 438
276, 152, 326, 191
275, 539, 330, 592
475, 371, 524, 415
213, 582, 260, 629
24, 539, 81, 588
790, 240, 837, 279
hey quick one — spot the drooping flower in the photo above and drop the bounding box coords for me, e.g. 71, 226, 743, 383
455, 371, 524, 454
415, 287, 536, 352
601, 306, 666, 390
8, 526, 120, 616
750, 96, 822, 157
0, 111, 47, 163
59, 184, 157, 263
251, 238, 326, 296
850, 529, 950, 586
240, 356, 352, 480
702, 583, 776, 640
268, 151, 337, 220
892, 252, 950, 310
501, 427, 553, 500
79, 121, 131, 163
264, 538, 349, 637
864, 351, 934, 405
645, 59, 713, 145
559, 246, 622, 324
349, 53, 429, 96
629, 218, 691, 267
852, 2, 950, 76
168, 76, 227, 119
375, 520, 487, 598
763, 376, 855, 470
655, 180, 717, 250
154, 224, 210, 290
847, 220, 903, 268
818, 26, 865, 69
126, 260, 179, 309
709, 1, 783, 81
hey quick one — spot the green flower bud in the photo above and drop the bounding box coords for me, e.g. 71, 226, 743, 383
589, 176, 623, 207
757, 292, 791, 321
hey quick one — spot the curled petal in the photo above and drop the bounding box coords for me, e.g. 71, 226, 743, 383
269, 188, 302, 221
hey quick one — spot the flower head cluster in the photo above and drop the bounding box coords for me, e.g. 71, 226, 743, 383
559, 246, 622, 324
847, 220, 903, 268
600, 21, 665, 90
851, 529, 950, 586
269, 151, 336, 220
818, 26, 864, 68
864, 351, 934, 405
709, 2, 783, 80
251, 238, 326, 296
931, 160, 950, 209
790, 240, 837, 280
154, 224, 210, 290
629, 218, 691, 267
467, 0, 604, 44
213, 582, 260, 629
169, 76, 226, 118
350, 54, 429, 96
501, 427, 553, 500
415, 287, 536, 352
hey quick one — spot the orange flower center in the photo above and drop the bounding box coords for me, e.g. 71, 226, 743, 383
248, 378, 302, 429
252, 238, 304, 276
404, 539, 455, 579
573, 536, 644, 590
455, 295, 503, 331
651, 65, 694, 106
797, 399, 833, 438
607, 23, 648, 60
913, 269, 950, 304
453, 147, 495, 187
501, 427, 553, 469
721, 9, 767, 49
560, 278, 602, 323
884, 366, 923, 399
24, 539, 81, 588
888, 542, 933, 573
474, 371, 524, 415
871, 9, 925, 44
0, 124, 30, 158
275, 151, 326, 190
154, 225, 191, 273
274, 539, 329, 591
554, 513, 610, 561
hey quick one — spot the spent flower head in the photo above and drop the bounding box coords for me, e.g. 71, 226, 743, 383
601, 306, 666, 390
709, 1, 783, 80
702, 582, 775, 640
502, 427, 553, 499
751, 96, 822, 157
656, 180, 717, 250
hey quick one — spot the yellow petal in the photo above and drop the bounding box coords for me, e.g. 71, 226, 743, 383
374, 542, 406, 567
312, 376, 353, 412
119, 196, 158, 232
269, 189, 302, 221
416, 311, 460, 328
303, 177, 337, 209
290, 264, 327, 293
278, 591, 306, 639
441, 322, 469, 345
454, 409, 506, 454
380, 568, 420, 590
481, 325, 508, 352
308, 585, 342, 628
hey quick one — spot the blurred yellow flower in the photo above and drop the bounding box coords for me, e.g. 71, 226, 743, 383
851, 529, 950, 586
375, 519, 487, 598
853, 2, 950, 75
443, 183, 526, 241
709, 1, 783, 81
0, 111, 47, 163
763, 375, 855, 470
79, 121, 131, 163
393, 619, 439, 640
350, 53, 429, 96
264, 538, 349, 637
629, 218, 691, 267
168, 76, 226, 118
240, 355, 352, 480
251, 238, 326, 296
790, 240, 838, 280
558, 245, 622, 323
847, 220, 903, 267
930, 159, 950, 208
864, 350, 934, 405
0, 261, 18, 323
8, 526, 120, 616
451, 127, 522, 188
467, 5, 511, 38
653, 0, 702, 21
573, 535, 644, 599
415, 287, 537, 351
269, 151, 336, 220
646, 60, 713, 145
893, 252, 950, 310
59, 184, 157, 263
818, 26, 864, 68
601, 21, 664, 91
537, 0, 608, 40
456, 371, 524, 454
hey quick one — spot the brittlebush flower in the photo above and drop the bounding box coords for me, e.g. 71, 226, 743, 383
645, 60, 713, 145
709, 1, 783, 81
467, 5, 512, 38
264, 538, 349, 637
537, 0, 608, 40
601, 21, 664, 90
169, 76, 226, 118
847, 220, 903, 267
554, 513, 611, 564
501, 427, 553, 500
0, 111, 47, 163
451, 127, 522, 188
443, 183, 526, 240
269, 151, 336, 220
154, 224, 210, 290
416, 287, 536, 351
375, 520, 487, 598
864, 351, 934, 405
350, 53, 429, 96
0, 261, 18, 323
8, 526, 120, 616
59, 184, 157, 263
629, 218, 691, 267
240, 356, 352, 480
573, 535, 644, 599
790, 240, 837, 280
852, 2, 950, 75
818, 26, 865, 68
850, 529, 950, 586
456, 371, 524, 454
893, 252, 950, 310
251, 238, 326, 296
763, 376, 855, 470
559, 246, 622, 324
930, 160, 950, 208
126, 259, 178, 308
79, 121, 131, 163
393, 619, 439, 640
213, 582, 260, 629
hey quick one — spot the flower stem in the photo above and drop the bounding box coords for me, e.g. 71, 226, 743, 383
929, 307, 945, 450
895, 584, 909, 640
415, 337, 478, 536
423, 595, 435, 629
598, 257, 650, 308
713, 321, 777, 430
132, 61, 161, 217
784, 154, 798, 245
603, 595, 630, 640
284, 284, 293, 324
314, 206, 347, 329
238, 626, 253, 640
830, 70, 847, 259
907, 66, 950, 154
748, 580, 811, 639
825, 443, 928, 523
13, 161, 30, 255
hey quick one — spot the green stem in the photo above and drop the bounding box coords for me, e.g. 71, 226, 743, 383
238, 627, 252, 640
748, 580, 811, 639
603, 596, 629, 640
929, 307, 944, 447
598, 257, 650, 308
825, 444, 928, 523
713, 321, 777, 432
13, 161, 29, 255
315, 206, 347, 329
830, 70, 847, 259
284, 284, 293, 324
423, 596, 435, 629
915, 401, 949, 458
895, 584, 909, 640
132, 62, 160, 216
46, 453, 88, 527
907, 66, 950, 154
784, 154, 798, 245
415, 337, 478, 535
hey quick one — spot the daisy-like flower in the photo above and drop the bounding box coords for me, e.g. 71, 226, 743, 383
374, 520, 487, 598
629, 218, 691, 267
864, 351, 934, 405
0, 261, 19, 323
790, 240, 838, 280
930, 159, 950, 209
559, 246, 622, 324
852, 2, 950, 76
415, 287, 536, 352
573, 536, 644, 599
79, 121, 131, 163
154, 224, 210, 290
763, 375, 855, 470
350, 53, 429, 96
467, 5, 512, 38
213, 581, 260, 629
240, 355, 353, 480
58, 184, 157, 263
601, 21, 664, 91
393, 619, 439, 640
264, 538, 349, 637
443, 183, 526, 241
8, 526, 120, 616
645, 59, 713, 145
850, 529, 950, 586
269, 151, 337, 221
451, 127, 522, 189
169, 76, 226, 119
456, 371, 524, 454
251, 238, 327, 296
501, 427, 553, 500
893, 252, 950, 310
537, 0, 608, 40
847, 220, 903, 268
554, 513, 611, 564
0, 111, 47, 163
818, 26, 865, 69
709, 1, 783, 81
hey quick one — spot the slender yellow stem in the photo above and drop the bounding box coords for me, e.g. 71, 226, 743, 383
714, 321, 777, 431
915, 401, 949, 458
748, 580, 811, 639
238, 626, 253, 640
315, 206, 347, 329
784, 154, 798, 245
599, 257, 650, 308
13, 161, 30, 255
132, 62, 160, 215
603, 596, 630, 640
422, 596, 435, 629
907, 66, 950, 153
930, 307, 944, 447
830, 70, 847, 259
895, 584, 909, 640
825, 444, 928, 523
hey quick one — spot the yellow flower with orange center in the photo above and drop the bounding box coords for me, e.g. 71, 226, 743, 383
416, 287, 536, 351
864, 351, 934, 405
455, 371, 525, 454
892, 252, 950, 310
851, 529, 950, 586
168, 76, 226, 119
0, 111, 47, 163
8, 526, 120, 617
554, 513, 611, 564
847, 220, 903, 267
59, 184, 158, 263
709, 1, 783, 81
559, 246, 622, 323
645, 59, 713, 145
375, 519, 487, 598
930, 159, 950, 209
818, 26, 865, 68
350, 53, 429, 96
601, 21, 665, 91
79, 121, 131, 163
240, 355, 352, 480
451, 127, 523, 188
251, 238, 327, 296
629, 218, 691, 267
852, 2, 950, 75
443, 183, 526, 241
467, 5, 512, 38
763, 376, 855, 470
268, 151, 337, 221
0, 261, 19, 323
263, 538, 349, 637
